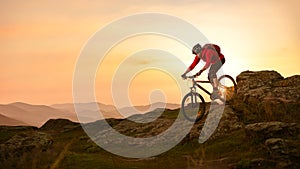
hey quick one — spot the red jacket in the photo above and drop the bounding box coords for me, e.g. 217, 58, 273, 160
188, 44, 224, 70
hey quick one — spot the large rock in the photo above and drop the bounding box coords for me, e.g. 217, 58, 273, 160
245, 121, 299, 140
236, 70, 283, 94
264, 138, 300, 168
216, 106, 243, 134
243, 121, 300, 168
233, 71, 300, 123
203, 105, 243, 140
184, 105, 243, 142
265, 138, 299, 157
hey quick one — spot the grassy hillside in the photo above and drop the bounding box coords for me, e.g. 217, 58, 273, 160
1, 107, 296, 169
0, 71, 299, 169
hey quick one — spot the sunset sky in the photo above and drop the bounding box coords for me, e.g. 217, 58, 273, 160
1, 0, 299, 106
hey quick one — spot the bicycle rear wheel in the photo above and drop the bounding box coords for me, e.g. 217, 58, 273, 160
181, 92, 206, 122
217, 75, 237, 101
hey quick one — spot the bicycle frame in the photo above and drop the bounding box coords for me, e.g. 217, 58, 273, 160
182, 75, 236, 122
190, 78, 212, 96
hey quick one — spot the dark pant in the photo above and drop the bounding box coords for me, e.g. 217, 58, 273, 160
208, 58, 225, 83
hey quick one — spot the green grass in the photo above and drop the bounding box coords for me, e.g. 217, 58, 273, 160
0, 126, 275, 169
2, 105, 297, 169
0, 126, 37, 143
0, 124, 252, 169
58, 130, 250, 168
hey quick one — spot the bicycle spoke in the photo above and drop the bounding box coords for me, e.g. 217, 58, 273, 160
218, 75, 237, 101
181, 92, 206, 122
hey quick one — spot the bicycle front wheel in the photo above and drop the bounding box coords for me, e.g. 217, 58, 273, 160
218, 75, 237, 101
181, 92, 206, 122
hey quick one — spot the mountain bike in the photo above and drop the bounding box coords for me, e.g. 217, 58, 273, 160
181, 75, 237, 122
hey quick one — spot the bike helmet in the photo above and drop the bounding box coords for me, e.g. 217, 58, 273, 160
192, 43, 202, 55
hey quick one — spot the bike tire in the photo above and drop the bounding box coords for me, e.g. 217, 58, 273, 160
217, 75, 237, 101
181, 92, 206, 122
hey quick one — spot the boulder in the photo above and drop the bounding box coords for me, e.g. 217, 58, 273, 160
265, 138, 298, 157
207, 105, 243, 139
216, 106, 243, 133
236, 70, 283, 96
184, 105, 243, 142
265, 138, 299, 168
233, 71, 300, 123
245, 122, 299, 140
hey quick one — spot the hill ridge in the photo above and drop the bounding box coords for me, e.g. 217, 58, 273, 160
0, 70, 299, 168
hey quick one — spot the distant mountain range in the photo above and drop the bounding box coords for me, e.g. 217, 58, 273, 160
0, 102, 77, 127
0, 114, 28, 126
0, 102, 180, 127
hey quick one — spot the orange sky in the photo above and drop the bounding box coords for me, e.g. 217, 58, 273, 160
1, 0, 299, 106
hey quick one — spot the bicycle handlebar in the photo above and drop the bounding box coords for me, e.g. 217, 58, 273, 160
186, 75, 197, 79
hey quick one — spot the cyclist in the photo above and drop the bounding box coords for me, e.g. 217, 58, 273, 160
181, 43, 226, 100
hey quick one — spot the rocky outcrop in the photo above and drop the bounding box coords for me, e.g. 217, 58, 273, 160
231, 70, 300, 168
245, 121, 299, 139
265, 138, 299, 158
213, 106, 243, 136
233, 70, 300, 123
187, 105, 243, 141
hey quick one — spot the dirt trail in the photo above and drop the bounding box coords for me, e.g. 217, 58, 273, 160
50, 139, 75, 169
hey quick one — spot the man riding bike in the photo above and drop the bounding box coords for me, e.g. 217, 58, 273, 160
181, 43, 226, 100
